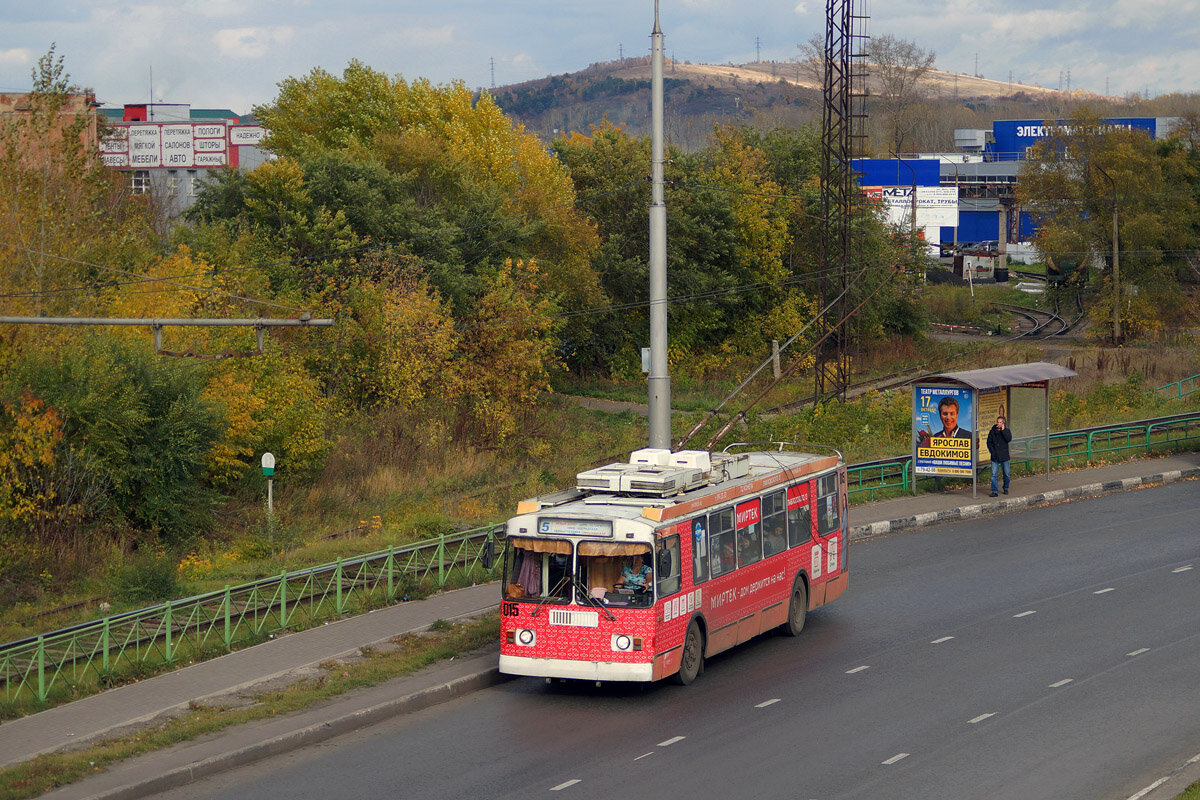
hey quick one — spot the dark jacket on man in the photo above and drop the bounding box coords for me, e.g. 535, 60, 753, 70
987, 424, 1013, 462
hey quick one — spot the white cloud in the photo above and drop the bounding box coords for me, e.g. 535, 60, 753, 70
794, 3, 810, 15
213, 27, 296, 59
0, 49, 32, 67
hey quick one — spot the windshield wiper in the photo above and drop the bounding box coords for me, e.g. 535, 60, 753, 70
530, 575, 571, 617
573, 572, 616, 621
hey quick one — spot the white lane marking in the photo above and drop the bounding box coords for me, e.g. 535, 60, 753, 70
882, 753, 909, 765
633, 752, 654, 761
657, 736, 686, 747
930, 636, 955, 644
1126, 777, 1170, 799
756, 698, 781, 708
1013, 610, 1037, 618
846, 665, 870, 674
1173, 565, 1193, 573
1125, 752, 1200, 800
968, 713, 996, 724
1094, 587, 1116, 594
550, 779, 581, 791
1127, 648, 1150, 657
1049, 678, 1074, 688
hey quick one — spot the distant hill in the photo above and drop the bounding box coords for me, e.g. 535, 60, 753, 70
490, 56, 1084, 152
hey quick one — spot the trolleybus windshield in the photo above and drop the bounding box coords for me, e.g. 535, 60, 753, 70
503, 535, 658, 609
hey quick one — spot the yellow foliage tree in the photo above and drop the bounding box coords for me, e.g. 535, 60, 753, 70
0, 391, 63, 526
454, 259, 560, 445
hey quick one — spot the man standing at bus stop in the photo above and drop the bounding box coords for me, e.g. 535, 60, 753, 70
987, 415, 1013, 496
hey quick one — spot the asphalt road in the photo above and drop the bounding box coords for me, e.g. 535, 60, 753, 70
158, 481, 1200, 800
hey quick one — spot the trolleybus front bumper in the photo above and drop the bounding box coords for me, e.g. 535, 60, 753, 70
499, 653, 655, 682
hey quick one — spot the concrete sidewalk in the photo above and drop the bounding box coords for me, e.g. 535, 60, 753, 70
8, 452, 1200, 800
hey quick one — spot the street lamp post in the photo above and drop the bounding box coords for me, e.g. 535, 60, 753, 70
1092, 163, 1121, 344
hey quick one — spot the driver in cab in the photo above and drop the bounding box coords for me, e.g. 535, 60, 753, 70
618, 554, 652, 593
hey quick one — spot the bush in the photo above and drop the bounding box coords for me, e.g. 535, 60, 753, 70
110, 554, 181, 604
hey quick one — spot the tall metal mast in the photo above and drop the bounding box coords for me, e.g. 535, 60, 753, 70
814, 0, 866, 402
647, 0, 672, 450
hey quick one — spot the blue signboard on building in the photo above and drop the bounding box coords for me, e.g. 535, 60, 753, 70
852, 158, 941, 187
990, 118, 1159, 161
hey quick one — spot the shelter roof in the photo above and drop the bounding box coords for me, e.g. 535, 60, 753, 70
917, 361, 1077, 390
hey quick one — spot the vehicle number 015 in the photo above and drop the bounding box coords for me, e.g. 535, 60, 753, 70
501, 601, 521, 617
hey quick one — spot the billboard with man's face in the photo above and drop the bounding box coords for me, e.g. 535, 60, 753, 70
913, 385, 975, 476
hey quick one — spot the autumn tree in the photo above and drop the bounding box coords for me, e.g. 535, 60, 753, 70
867, 35, 937, 155
252, 61, 603, 326
1018, 109, 1200, 340
0, 46, 156, 320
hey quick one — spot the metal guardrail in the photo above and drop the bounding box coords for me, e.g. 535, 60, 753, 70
5, 410, 1200, 711
1, 527, 501, 707
845, 412, 1200, 502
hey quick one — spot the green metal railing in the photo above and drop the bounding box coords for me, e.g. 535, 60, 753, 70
1148, 374, 1200, 400
1, 527, 501, 707
846, 411, 1200, 501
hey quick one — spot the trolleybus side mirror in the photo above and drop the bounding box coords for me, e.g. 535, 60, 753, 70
482, 526, 502, 570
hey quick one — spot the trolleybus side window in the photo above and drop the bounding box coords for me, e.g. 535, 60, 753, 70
708, 508, 736, 578
504, 537, 571, 601
817, 473, 840, 537
763, 490, 787, 558
656, 534, 681, 597
735, 497, 762, 568
691, 517, 709, 584
787, 482, 813, 548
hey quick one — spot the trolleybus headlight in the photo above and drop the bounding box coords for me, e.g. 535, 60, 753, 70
612, 634, 632, 652
516, 628, 536, 646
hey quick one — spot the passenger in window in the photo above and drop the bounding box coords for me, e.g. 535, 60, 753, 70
764, 519, 786, 557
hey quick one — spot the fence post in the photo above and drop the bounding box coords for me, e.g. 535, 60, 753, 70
37, 636, 46, 702
102, 616, 110, 672
165, 601, 173, 662
438, 534, 446, 587
387, 546, 394, 599
224, 585, 232, 650
336, 558, 344, 614
280, 571, 288, 628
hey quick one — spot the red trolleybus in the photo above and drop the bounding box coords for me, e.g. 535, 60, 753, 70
498, 444, 848, 684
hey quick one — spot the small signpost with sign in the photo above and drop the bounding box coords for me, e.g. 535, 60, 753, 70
261, 452, 276, 516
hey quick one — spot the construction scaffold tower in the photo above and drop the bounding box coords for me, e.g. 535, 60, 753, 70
814, 0, 868, 402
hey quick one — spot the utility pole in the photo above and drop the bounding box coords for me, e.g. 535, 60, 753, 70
647, 0, 671, 450
1093, 163, 1121, 343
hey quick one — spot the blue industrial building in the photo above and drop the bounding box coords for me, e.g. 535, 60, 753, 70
860, 117, 1178, 261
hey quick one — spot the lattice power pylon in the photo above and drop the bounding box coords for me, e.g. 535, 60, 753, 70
814, 0, 867, 402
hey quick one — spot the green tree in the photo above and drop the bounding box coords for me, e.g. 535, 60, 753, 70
254, 60, 603, 323
1018, 109, 1200, 341
6, 335, 224, 545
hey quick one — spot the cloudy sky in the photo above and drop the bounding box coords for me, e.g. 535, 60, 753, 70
1, 0, 1197, 115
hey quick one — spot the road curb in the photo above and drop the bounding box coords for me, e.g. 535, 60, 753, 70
849, 466, 1200, 541
81, 666, 508, 800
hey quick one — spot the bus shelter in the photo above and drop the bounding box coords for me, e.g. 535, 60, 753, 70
911, 362, 1077, 497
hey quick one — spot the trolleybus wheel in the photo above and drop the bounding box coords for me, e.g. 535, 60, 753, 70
782, 577, 807, 637
674, 619, 704, 685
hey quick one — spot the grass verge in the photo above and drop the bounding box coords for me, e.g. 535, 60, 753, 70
0, 614, 499, 800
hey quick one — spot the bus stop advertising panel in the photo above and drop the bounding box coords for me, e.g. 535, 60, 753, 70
913, 385, 974, 476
